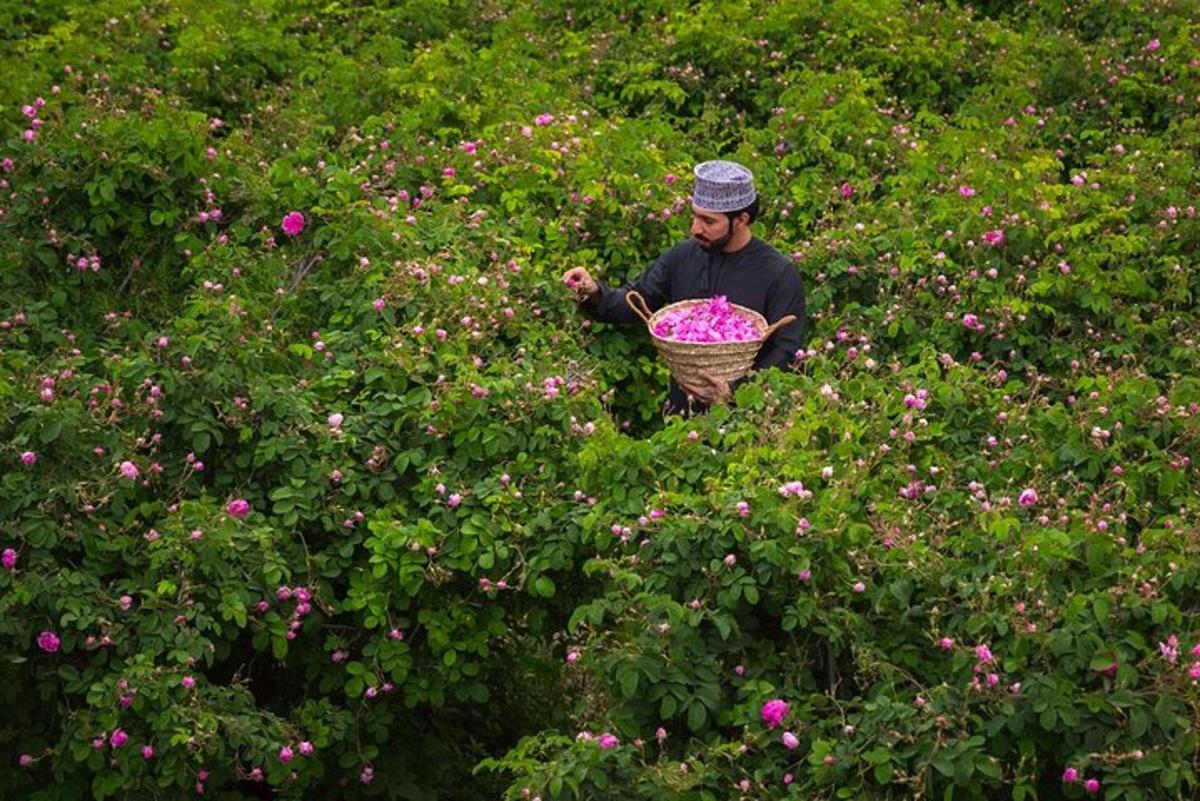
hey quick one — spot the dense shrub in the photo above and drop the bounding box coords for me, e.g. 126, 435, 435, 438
2, 1, 1198, 799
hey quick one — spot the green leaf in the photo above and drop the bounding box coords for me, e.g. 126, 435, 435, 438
618, 667, 638, 698
39, 419, 62, 444
931, 750, 955, 777
686, 700, 706, 731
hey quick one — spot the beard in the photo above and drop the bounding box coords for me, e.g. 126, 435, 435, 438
694, 220, 733, 252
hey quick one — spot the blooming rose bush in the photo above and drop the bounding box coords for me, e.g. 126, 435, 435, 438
2, 1, 1199, 800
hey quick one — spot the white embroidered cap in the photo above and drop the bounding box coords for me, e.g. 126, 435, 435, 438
692, 160, 756, 212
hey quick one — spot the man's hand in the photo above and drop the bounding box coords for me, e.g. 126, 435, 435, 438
562, 267, 599, 303
678, 370, 733, 406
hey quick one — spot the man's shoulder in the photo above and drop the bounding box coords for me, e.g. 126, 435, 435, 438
747, 237, 790, 264
747, 238, 799, 280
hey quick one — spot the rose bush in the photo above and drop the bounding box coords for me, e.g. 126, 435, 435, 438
2, 0, 1198, 799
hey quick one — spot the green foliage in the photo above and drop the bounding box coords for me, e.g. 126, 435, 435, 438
2, 0, 1199, 799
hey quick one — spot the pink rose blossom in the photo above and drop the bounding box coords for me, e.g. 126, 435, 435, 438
1159, 634, 1179, 664
37, 631, 60, 652
20, 451, 36, 466
226, 498, 251, 518
781, 731, 799, 749
760, 698, 789, 729
110, 729, 128, 748
1018, 488, 1038, 507
142, 745, 155, 760
2, 548, 16, 570
981, 229, 1006, 248
281, 211, 306, 236
118, 460, 139, 480
596, 733, 620, 749
279, 746, 293, 763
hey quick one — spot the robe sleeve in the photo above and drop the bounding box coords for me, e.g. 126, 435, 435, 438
730, 267, 806, 391
579, 249, 674, 325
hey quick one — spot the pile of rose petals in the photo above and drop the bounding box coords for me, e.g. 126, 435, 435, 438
652, 296, 760, 342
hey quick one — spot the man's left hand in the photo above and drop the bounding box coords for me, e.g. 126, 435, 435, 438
679, 371, 733, 406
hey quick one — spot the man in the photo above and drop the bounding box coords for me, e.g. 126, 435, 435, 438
562, 160, 806, 416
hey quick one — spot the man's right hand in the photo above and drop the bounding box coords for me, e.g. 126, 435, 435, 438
562, 267, 599, 303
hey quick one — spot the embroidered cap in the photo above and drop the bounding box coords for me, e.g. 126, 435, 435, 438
692, 160, 756, 212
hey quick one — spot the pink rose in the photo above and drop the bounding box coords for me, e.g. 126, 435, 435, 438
760, 698, 789, 729
981, 229, 1006, 248
226, 498, 251, 518
37, 631, 60, 653
281, 211, 306, 236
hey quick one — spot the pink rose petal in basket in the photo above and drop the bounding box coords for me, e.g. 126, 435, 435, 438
652, 296, 760, 342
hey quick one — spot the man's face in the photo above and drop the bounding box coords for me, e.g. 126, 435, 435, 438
691, 206, 736, 251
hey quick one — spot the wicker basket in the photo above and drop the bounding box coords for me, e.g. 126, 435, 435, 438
625, 290, 797, 385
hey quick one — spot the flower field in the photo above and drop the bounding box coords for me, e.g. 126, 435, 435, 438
2, 1, 1199, 798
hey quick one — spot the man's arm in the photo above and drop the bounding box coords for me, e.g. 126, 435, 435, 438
579, 249, 674, 324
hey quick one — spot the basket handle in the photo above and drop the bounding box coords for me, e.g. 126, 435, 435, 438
762, 314, 797, 340
625, 290, 654, 324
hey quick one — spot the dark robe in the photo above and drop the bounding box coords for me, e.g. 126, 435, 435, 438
580, 236, 806, 415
